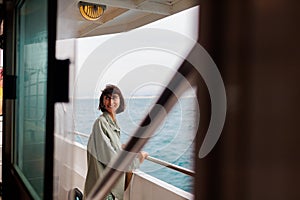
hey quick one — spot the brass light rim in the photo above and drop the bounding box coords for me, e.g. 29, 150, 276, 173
78, 1, 107, 21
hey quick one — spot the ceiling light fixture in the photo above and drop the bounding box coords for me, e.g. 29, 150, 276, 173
78, 1, 107, 21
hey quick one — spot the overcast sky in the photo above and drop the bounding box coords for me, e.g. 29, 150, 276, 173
74, 6, 199, 99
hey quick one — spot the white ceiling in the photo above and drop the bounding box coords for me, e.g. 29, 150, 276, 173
57, 0, 199, 39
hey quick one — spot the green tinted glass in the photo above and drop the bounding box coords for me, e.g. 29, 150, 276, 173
15, 0, 48, 198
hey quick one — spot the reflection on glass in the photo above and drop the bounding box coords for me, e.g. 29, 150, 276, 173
15, 0, 48, 199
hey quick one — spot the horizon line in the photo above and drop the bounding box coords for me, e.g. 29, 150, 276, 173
74, 95, 196, 100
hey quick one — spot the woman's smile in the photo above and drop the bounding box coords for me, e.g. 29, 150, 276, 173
103, 94, 120, 115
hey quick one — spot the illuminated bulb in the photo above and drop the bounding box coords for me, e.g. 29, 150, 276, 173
78, 1, 106, 21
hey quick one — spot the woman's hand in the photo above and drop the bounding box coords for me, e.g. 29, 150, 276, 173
122, 144, 148, 163
139, 151, 149, 163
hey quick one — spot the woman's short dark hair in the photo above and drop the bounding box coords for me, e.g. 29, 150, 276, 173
98, 84, 125, 114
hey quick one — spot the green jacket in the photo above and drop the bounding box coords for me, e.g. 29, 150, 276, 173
84, 112, 140, 200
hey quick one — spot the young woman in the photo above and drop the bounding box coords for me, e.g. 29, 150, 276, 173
84, 84, 148, 200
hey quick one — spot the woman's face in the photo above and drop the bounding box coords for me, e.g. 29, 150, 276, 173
103, 94, 120, 114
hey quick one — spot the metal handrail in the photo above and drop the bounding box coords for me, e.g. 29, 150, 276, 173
73, 131, 195, 176
146, 156, 195, 177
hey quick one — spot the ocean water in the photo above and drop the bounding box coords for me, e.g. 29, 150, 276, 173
74, 97, 198, 193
